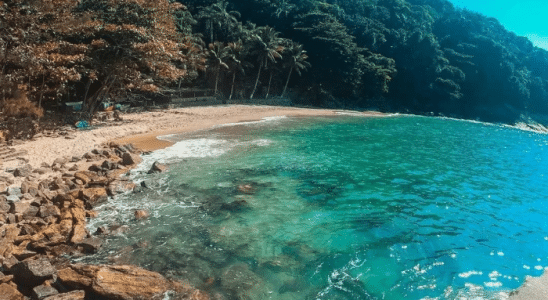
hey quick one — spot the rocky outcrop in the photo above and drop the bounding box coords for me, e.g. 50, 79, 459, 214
133, 210, 149, 220
0, 142, 212, 299
148, 161, 167, 174
57, 264, 207, 300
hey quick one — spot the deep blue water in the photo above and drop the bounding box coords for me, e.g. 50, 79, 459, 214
84, 115, 548, 299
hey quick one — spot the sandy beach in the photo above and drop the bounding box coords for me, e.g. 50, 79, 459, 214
1, 105, 383, 171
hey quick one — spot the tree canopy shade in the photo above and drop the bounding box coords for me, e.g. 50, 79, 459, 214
0, 0, 203, 116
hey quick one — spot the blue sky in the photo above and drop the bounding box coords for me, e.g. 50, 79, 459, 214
447, 0, 548, 50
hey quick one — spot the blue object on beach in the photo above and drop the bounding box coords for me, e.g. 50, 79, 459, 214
115, 104, 122, 110
75, 120, 89, 128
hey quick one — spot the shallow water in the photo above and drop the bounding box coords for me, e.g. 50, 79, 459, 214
83, 115, 548, 299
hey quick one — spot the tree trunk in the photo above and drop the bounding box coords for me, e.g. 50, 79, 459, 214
214, 65, 220, 95
265, 72, 273, 99
229, 72, 236, 100
250, 60, 263, 100
282, 67, 293, 97
39, 74, 45, 109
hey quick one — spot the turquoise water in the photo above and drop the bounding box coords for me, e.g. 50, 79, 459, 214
84, 115, 548, 299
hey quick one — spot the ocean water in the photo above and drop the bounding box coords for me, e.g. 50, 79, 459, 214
83, 115, 548, 300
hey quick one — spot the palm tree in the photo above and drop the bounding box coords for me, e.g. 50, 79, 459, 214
196, 0, 240, 43
249, 26, 284, 100
207, 42, 230, 96
226, 42, 251, 100
282, 43, 311, 97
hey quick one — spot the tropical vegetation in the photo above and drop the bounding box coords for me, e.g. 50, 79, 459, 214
2, 0, 548, 127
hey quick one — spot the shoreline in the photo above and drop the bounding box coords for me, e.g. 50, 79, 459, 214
0, 105, 382, 299
1, 104, 544, 299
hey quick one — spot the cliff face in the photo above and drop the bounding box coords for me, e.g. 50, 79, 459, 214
182, 0, 548, 124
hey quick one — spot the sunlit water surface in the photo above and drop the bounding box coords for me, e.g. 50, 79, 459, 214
81, 115, 548, 300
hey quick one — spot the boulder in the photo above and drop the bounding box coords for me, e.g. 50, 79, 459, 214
107, 180, 136, 196
21, 181, 39, 196
13, 164, 32, 177
134, 210, 149, 220
0, 198, 10, 212
0, 283, 25, 300
147, 161, 167, 174
80, 188, 108, 209
32, 284, 59, 299
40, 205, 61, 218
43, 290, 85, 300
221, 263, 269, 300
0, 182, 7, 194
7, 187, 22, 197
79, 237, 103, 254
121, 153, 140, 166
10, 258, 57, 286
74, 171, 108, 186
57, 264, 180, 300
2, 256, 19, 271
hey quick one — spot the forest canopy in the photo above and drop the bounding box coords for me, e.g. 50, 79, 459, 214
1, 0, 548, 124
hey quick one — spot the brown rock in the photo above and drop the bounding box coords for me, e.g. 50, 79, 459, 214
2, 256, 19, 271
58, 264, 179, 300
9, 200, 33, 214
86, 210, 98, 218
0, 198, 10, 212
121, 152, 141, 166
80, 188, 108, 209
79, 237, 102, 254
40, 205, 61, 218
148, 161, 167, 174
43, 290, 85, 300
108, 180, 136, 196
11, 258, 57, 286
134, 210, 149, 220
0, 283, 25, 300
70, 224, 88, 244
32, 284, 59, 299
13, 164, 32, 177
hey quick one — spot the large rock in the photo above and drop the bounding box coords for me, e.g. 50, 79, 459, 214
21, 181, 39, 196
134, 210, 149, 220
40, 205, 61, 218
43, 290, 85, 300
57, 264, 188, 300
107, 180, 136, 196
0, 283, 25, 300
10, 258, 57, 286
147, 161, 167, 174
78, 237, 103, 254
221, 263, 270, 300
13, 165, 32, 177
32, 284, 59, 299
121, 153, 141, 166
80, 188, 108, 209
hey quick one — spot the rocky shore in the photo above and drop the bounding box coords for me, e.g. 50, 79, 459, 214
0, 142, 208, 300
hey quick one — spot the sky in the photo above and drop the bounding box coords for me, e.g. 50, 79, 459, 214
448, 0, 548, 50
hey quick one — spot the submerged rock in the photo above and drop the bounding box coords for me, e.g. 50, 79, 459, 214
220, 200, 250, 212
57, 264, 201, 300
221, 263, 270, 300
134, 210, 149, 220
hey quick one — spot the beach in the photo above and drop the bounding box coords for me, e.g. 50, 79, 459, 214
1, 105, 384, 171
